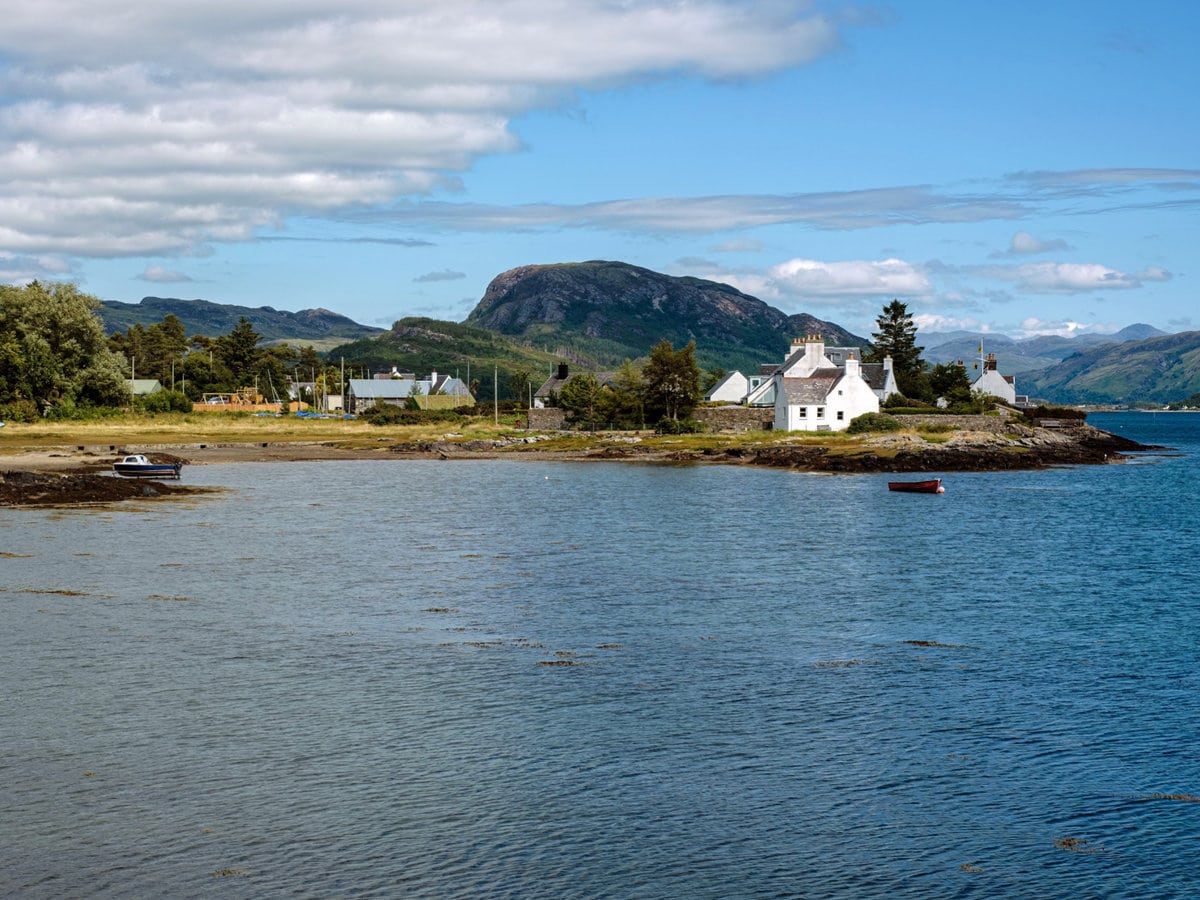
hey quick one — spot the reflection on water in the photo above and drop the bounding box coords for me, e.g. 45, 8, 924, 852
3, 413, 1199, 898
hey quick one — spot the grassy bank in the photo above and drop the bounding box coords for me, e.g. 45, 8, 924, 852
0, 411, 858, 456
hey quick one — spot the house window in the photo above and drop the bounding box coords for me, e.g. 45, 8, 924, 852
798, 407, 807, 418
817, 407, 825, 418
837, 410, 844, 421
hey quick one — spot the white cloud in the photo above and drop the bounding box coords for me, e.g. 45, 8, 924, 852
913, 313, 983, 333
770, 257, 933, 298
1136, 265, 1172, 282
0, 1, 845, 259
414, 269, 466, 283
1016, 262, 1144, 293
714, 257, 933, 310
138, 266, 192, 283
997, 230, 1070, 256
710, 238, 764, 253
1018, 318, 1122, 338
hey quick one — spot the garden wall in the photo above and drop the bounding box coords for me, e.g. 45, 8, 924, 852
694, 406, 774, 432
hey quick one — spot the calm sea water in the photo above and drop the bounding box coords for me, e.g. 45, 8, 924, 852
2, 412, 1198, 898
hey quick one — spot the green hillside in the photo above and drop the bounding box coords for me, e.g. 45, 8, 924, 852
327, 318, 566, 400
1025, 330, 1200, 404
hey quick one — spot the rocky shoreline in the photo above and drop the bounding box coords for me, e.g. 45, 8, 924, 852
0, 423, 1162, 507
389, 422, 1160, 472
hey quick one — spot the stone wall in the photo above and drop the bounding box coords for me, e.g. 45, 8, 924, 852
693, 406, 774, 432
892, 414, 1010, 432
527, 407, 568, 430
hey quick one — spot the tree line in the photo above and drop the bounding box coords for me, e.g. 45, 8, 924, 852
547, 339, 706, 430
0, 282, 341, 420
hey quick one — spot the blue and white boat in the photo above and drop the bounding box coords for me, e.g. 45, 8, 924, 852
112, 454, 183, 479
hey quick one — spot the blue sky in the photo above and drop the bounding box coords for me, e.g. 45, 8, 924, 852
1, 1, 1196, 339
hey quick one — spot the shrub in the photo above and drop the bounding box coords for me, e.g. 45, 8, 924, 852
655, 417, 705, 434
137, 390, 192, 413
0, 399, 39, 422
362, 402, 466, 426
846, 412, 903, 434
915, 422, 954, 434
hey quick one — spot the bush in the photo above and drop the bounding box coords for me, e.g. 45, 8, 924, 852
655, 417, 705, 434
846, 412, 903, 434
916, 422, 954, 434
362, 402, 466, 426
137, 390, 192, 413
0, 399, 39, 422
885, 406, 954, 416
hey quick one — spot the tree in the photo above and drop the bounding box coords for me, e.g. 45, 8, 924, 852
508, 369, 532, 409
599, 359, 645, 428
929, 362, 972, 405
866, 300, 927, 399
213, 316, 263, 387
0, 281, 128, 413
642, 339, 701, 421
558, 372, 602, 426
110, 314, 189, 386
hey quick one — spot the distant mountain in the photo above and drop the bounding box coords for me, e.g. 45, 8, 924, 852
922, 323, 1172, 390
464, 260, 868, 373
1022, 330, 1200, 404
100, 297, 383, 344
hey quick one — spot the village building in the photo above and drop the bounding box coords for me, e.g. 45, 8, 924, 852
758, 335, 881, 431
533, 363, 620, 408
972, 352, 1017, 405
346, 371, 473, 413
126, 379, 163, 397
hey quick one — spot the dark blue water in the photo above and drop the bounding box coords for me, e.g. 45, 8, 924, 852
3, 412, 1198, 898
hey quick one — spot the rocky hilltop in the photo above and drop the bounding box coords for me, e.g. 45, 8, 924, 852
100, 297, 383, 342
465, 260, 867, 371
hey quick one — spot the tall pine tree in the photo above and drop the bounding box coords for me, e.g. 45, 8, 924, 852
866, 300, 927, 399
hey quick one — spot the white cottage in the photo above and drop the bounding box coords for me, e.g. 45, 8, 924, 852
770, 335, 880, 431
972, 353, 1017, 405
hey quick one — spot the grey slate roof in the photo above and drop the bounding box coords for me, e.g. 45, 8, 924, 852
859, 362, 888, 392
535, 371, 619, 399
780, 370, 840, 404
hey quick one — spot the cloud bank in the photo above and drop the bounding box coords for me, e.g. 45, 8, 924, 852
0, 0, 843, 259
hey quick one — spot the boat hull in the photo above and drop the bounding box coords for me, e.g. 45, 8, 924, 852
113, 463, 182, 479
888, 478, 944, 494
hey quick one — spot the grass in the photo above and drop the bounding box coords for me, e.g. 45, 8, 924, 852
0, 412, 965, 458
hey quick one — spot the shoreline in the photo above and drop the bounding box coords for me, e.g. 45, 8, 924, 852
0, 421, 1164, 507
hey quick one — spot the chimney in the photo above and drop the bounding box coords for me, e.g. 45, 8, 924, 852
883, 355, 894, 373
557, 362, 569, 380
430, 370, 437, 387
986, 353, 997, 371
844, 352, 860, 378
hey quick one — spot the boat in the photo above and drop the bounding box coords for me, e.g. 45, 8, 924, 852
112, 454, 183, 479
888, 478, 944, 494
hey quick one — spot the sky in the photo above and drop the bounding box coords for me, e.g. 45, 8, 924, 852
1, 1, 1197, 339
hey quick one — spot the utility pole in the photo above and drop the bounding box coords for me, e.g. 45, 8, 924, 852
493, 365, 498, 426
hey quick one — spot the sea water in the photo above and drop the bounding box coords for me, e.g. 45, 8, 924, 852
2, 412, 1198, 898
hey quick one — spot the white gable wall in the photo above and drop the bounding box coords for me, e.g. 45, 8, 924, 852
773, 357, 880, 432
973, 369, 1016, 404
705, 371, 750, 403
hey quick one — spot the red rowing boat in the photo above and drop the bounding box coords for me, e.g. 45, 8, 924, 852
888, 478, 944, 494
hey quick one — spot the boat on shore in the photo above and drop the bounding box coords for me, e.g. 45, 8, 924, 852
112, 454, 183, 479
888, 478, 944, 494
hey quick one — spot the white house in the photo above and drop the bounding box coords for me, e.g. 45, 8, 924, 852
704, 371, 750, 403
770, 334, 880, 431
972, 353, 1017, 405
347, 372, 472, 413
